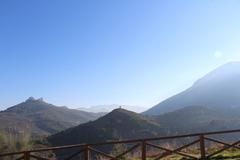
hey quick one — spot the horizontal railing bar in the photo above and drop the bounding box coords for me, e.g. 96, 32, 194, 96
0, 145, 86, 157
1, 129, 240, 157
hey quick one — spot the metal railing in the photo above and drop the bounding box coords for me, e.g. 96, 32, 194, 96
1, 129, 240, 160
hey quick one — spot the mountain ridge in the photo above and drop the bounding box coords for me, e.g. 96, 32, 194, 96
0, 97, 103, 136
152, 105, 240, 134
144, 62, 240, 115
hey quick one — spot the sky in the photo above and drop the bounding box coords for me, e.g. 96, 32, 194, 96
1, 0, 240, 110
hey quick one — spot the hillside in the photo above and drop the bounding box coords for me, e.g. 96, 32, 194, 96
152, 105, 240, 134
49, 106, 240, 148
0, 97, 103, 136
144, 62, 240, 115
48, 109, 164, 146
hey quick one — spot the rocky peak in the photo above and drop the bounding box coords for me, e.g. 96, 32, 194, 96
25, 97, 44, 103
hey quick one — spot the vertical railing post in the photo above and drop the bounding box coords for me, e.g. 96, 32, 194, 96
24, 152, 30, 160
141, 141, 146, 160
84, 145, 90, 160
199, 135, 206, 159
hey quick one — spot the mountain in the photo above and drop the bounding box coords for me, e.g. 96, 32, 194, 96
0, 97, 103, 136
144, 62, 240, 115
78, 104, 148, 113
151, 105, 240, 134
48, 109, 164, 146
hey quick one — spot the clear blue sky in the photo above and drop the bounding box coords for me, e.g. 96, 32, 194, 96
1, 0, 240, 110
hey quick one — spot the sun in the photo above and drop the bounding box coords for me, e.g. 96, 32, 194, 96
214, 51, 223, 59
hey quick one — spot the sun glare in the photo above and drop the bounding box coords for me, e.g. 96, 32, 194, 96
214, 51, 223, 59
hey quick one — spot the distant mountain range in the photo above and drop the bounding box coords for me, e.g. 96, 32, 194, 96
3, 61, 240, 155
0, 97, 103, 136
144, 62, 240, 115
78, 104, 148, 113
49, 106, 240, 151
48, 62, 240, 150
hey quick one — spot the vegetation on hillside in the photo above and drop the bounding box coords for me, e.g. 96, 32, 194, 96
48, 109, 164, 147
151, 105, 240, 135
0, 131, 33, 154
0, 131, 56, 160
